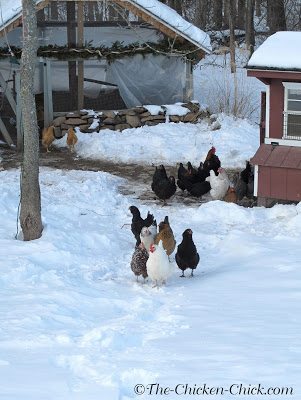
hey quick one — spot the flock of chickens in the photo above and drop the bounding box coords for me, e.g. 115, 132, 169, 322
129, 147, 255, 287
41, 126, 78, 152
129, 205, 199, 287
151, 146, 254, 204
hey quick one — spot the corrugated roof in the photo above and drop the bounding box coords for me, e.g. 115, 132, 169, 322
251, 144, 301, 170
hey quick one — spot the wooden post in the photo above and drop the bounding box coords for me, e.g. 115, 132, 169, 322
0, 71, 17, 114
77, 0, 84, 111
43, 58, 53, 127
184, 59, 193, 102
67, 1, 77, 110
0, 118, 14, 147
0, 70, 16, 147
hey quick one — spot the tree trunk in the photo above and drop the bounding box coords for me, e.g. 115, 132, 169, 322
194, 0, 208, 29
20, 0, 43, 241
169, 0, 182, 15
237, 0, 246, 28
267, 0, 287, 34
223, 0, 230, 28
87, 2, 95, 21
255, 0, 262, 17
212, 0, 223, 29
229, 0, 236, 73
246, 0, 255, 54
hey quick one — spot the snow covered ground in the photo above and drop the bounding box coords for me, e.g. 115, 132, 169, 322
54, 114, 258, 169
0, 46, 299, 399
0, 167, 301, 400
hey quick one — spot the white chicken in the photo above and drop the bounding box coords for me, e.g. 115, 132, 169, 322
146, 241, 172, 287
140, 226, 156, 255
206, 167, 230, 200
148, 220, 157, 238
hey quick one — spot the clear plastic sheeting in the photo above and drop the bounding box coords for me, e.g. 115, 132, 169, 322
106, 54, 187, 107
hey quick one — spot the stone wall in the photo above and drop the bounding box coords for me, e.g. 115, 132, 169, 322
51, 102, 220, 138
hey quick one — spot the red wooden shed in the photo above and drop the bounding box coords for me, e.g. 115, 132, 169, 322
247, 31, 301, 206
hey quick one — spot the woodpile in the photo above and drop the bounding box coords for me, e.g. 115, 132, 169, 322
51, 102, 213, 138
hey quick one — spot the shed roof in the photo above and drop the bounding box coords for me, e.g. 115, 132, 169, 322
250, 144, 301, 170
0, 0, 211, 54
247, 31, 301, 72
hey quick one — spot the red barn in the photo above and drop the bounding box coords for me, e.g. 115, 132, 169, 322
247, 31, 301, 206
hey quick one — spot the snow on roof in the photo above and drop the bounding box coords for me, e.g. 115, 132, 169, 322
129, 0, 211, 53
0, 0, 22, 27
0, 0, 211, 53
247, 31, 301, 71
0, 0, 46, 33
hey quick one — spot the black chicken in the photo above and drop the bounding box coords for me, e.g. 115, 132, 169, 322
196, 161, 211, 182
177, 163, 188, 191
151, 165, 176, 204
235, 161, 254, 200
175, 229, 200, 277
177, 162, 199, 192
186, 180, 211, 197
129, 205, 154, 246
203, 146, 221, 176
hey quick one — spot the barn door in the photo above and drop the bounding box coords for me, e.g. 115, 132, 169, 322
260, 91, 266, 144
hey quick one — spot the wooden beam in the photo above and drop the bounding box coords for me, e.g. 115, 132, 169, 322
0, 118, 14, 147
0, 16, 22, 38
77, 1, 84, 111
43, 59, 53, 127
67, 1, 77, 110
114, 0, 184, 43
0, 71, 17, 114
184, 60, 193, 102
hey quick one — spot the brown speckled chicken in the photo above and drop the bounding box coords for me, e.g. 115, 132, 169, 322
154, 216, 176, 256
130, 243, 148, 282
41, 126, 55, 152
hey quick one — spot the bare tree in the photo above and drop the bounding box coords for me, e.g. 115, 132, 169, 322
237, 0, 246, 28
255, 0, 262, 17
223, 0, 230, 28
267, 0, 287, 34
246, 0, 255, 54
167, 0, 182, 14
212, 0, 223, 29
20, 0, 43, 241
228, 0, 236, 73
194, 0, 209, 28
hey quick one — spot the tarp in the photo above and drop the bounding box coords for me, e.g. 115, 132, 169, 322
106, 53, 186, 107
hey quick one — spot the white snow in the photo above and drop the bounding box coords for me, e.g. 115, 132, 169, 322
55, 114, 258, 169
0, 167, 301, 399
248, 31, 301, 70
88, 119, 100, 130
144, 103, 190, 116
130, 0, 211, 52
